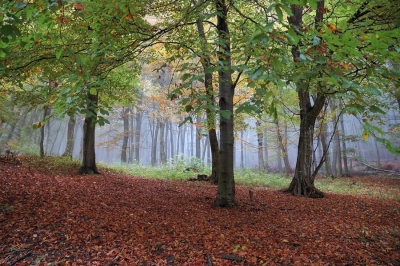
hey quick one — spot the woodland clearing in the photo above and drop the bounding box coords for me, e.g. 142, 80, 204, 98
0, 157, 400, 265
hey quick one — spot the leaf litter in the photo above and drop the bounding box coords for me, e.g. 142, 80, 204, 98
0, 161, 399, 265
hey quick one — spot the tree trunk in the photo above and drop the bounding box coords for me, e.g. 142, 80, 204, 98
285, 1, 325, 198
240, 130, 244, 169
339, 102, 349, 175
263, 128, 269, 170
151, 119, 160, 166
160, 119, 167, 164
319, 118, 332, 176
40, 106, 50, 158
213, 0, 236, 207
196, 15, 221, 185
63, 115, 76, 157
79, 92, 99, 174
276, 119, 291, 175
196, 124, 201, 159
121, 107, 130, 163
169, 121, 175, 160
133, 105, 142, 163
256, 120, 265, 170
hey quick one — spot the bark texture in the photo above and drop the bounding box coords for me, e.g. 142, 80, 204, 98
79, 92, 99, 175
196, 13, 220, 185
213, 0, 236, 207
63, 115, 76, 157
285, 2, 325, 198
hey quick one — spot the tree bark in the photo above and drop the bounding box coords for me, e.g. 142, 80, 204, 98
275, 119, 291, 175
133, 105, 142, 163
263, 128, 269, 170
121, 107, 130, 163
169, 121, 175, 160
256, 120, 265, 170
285, 2, 325, 197
319, 117, 332, 176
79, 92, 99, 174
63, 115, 76, 157
151, 119, 160, 166
160, 119, 167, 164
339, 102, 349, 175
40, 106, 50, 158
240, 129, 244, 169
213, 0, 236, 207
196, 14, 220, 185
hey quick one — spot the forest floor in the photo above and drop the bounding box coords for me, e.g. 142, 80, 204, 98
0, 157, 400, 266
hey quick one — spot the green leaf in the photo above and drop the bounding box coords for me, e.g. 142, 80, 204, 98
307, 0, 317, 9
220, 110, 231, 119
99, 108, 109, 115
275, 6, 283, 22
369, 106, 385, 114
56, 48, 63, 59
286, 28, 299, 45
89, 88, 97, 95
181, 73, 191, 81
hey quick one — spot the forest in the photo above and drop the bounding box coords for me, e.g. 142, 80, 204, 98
0, 0, 400, 265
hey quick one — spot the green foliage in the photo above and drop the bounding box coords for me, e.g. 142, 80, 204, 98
1, 204, 13, 211
7, 130, 40, 155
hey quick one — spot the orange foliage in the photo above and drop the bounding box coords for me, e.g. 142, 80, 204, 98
73, 3, 84, 10
0, 161, 399, 265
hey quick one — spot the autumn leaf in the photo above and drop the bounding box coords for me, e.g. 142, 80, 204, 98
74, 3, 84, 10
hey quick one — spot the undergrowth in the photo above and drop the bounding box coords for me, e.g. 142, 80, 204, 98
21, 155, 400, 200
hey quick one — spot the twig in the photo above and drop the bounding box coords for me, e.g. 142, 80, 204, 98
10, 250, 32, 266
215, 253, 243, 262
205, 254, 213, 266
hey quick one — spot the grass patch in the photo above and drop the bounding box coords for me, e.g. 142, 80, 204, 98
18, 156, 400, 201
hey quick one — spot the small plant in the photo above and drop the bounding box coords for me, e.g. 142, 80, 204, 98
1, 204, 13, 211
233, 244, 246, 253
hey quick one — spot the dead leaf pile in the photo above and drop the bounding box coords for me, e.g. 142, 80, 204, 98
1, 161, 399, 265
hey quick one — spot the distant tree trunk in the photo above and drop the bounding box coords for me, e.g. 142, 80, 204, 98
263, 128, 269, 170
79, 92, 99, 174
277, 137, 283, 173
121, 107, 130, 163
202, 135, 209, 161
176, 125, 181, 156
40, 106, 50, 158
256, 120, 265, 170
213, 0, 236, 207
339, 103, 349, 175
63, 115, 76, 157
319, 118, 332, 176
190, 123, 194, 158
395, 89, 400, 111
285, 2, 325, 198
240, 130, 244, 169
6, 106, 19, 142
330, 100, 342, 177
169, 121, 175, 160
195, 124, 201, 159
15, 107, 29, 139
133, 105, 142, 163
160, 119, 167, 164
276, 119, 291, 175
151, 119, 160, 166
374, 138, 381, 166
181, 124, 186, 154
196, 16, 220, 184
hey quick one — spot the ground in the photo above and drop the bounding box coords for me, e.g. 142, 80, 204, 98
0, 158, 399, 265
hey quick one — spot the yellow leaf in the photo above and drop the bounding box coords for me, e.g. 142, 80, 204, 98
362, 130, 369, 141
